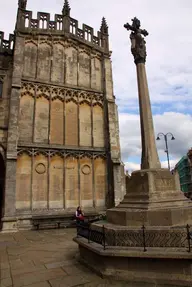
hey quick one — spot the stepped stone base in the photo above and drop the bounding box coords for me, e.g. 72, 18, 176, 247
74, 239, 192, 287
107, 168, 192, 227
75, 168, 192, 286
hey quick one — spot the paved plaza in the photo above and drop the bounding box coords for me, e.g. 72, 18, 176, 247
0, 228, 134, 287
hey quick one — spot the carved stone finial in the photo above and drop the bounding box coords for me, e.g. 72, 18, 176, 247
124, 17, 149, 65
62, 0, 71, 16
100, 17, 108, 34
18, 0, 27, 9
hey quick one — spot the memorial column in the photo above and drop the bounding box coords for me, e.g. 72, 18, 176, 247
124, 18, 161, 170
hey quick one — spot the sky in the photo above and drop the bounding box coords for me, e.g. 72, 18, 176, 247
0, 0, 192, 173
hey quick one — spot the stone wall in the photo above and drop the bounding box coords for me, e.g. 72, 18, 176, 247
103, 56, 124, 205
16, 74, 106, 211
1, 6, 125, 229
22, 39, 102, 91
16, 153, 107, 210
0, 55, 13, 147
18, 83, 105, 148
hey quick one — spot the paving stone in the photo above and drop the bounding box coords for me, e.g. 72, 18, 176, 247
1, 261, 10, 270
0, 234, 16, 243
22, 282, 51, 287
0, 277, 12, 287
21, 232, 43, 242
45, 259, 76, 269
62, 264, 95, 276
20, 250, 62, 261
12, 268, 66, 287
0, 268, 11, 279
8, 254, 20, 261
13, 233, 29, 244
11, 264, 46, 276
49, 275, 91, 287
9, 258, 34, 270
77, 280, 110, 287
0, 250, 9, 262
32, 256, 66, 266
7, 246, 30, 256
0, 229, 126, 287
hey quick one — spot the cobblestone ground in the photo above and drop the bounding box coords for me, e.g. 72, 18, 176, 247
0, 228, 131, 287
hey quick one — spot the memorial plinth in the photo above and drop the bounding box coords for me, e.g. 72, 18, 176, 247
107, 168, 192, 227
75, 17, 192, 286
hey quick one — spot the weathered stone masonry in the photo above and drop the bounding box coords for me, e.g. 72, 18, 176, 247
0, 0, 125, 230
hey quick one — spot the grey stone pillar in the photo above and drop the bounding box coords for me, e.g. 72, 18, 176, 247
136, 63, 161, 169
4, 160, 17, 216
124, 17, 161, 170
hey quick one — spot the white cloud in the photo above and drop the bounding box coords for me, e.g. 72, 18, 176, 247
120, 112, 192, 172
124, 162, 140, 174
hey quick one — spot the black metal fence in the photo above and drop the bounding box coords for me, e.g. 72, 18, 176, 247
77, 223, 106, 250
76, 224, 192, 252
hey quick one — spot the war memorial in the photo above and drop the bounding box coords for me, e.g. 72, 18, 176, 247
74, 17, 192, 287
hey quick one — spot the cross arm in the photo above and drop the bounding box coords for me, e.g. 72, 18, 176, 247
124, 23, 136, 32
141, 29, 149, 37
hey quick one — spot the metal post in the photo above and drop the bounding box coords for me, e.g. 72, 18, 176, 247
103, 225, 106, 250
88, 225, 90, 243
142, 225, 147, 252
164, 135, 170, 170
186, 224, 191, 253
156, 132, 175, 170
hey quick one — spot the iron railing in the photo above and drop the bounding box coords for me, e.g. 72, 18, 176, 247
77, 223, 106, 250
76, 224, 192, 252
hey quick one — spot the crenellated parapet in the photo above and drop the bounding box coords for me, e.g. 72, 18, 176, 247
16, 9, 109, 52
0, 31, 14, 54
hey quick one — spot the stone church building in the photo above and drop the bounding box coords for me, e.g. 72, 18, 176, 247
0, 0, 125, 230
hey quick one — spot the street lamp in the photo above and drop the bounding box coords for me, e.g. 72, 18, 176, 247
156, 132, 175, 170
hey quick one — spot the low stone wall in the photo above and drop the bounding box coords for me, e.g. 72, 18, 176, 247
75, 237, 192, 286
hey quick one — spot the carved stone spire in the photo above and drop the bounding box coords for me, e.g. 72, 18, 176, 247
18, 0, 27, 9
100, 17, 108, 34
62, 0, 71, 16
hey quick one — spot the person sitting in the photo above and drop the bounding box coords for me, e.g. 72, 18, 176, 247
75, 206, 84, 223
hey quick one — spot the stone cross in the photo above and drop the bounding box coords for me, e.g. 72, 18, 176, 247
124, 17, 148, 64
124, 17, 161, 170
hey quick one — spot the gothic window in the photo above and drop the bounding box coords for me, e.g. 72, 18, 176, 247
0, 79, 3, 98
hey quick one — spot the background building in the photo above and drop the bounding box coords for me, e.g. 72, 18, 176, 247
0, 0, 125, 230
174, 148, 192, 199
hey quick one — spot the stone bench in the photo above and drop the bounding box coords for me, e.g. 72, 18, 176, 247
32, 215, 76, 230
32, 212, 105, 230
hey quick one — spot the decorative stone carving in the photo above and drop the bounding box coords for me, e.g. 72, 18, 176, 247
81, 164, 91, 175
17, 148, 107, 159
35, 163, 46, 174
21, 81, 103, 106
124, 17, 148, 64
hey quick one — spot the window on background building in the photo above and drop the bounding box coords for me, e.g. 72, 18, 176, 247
0, 79, 3, 97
